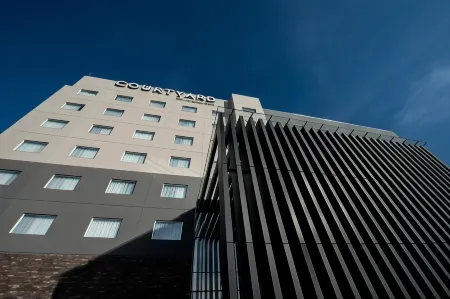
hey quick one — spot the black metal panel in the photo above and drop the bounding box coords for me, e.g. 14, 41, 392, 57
192, 116, 450, 299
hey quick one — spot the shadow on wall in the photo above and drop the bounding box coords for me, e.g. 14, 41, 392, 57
52, 209, 195, 299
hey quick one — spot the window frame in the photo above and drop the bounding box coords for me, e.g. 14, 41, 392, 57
69, 146, 100, 159
161, 183, 188, 199
89, 124, 114, 135
151, 221, 183, 240
83, 217, 122, 238
105, 179, 137, 195
0, 169, 21, 185
178, 119, 196, 128
61, 102, 85, 111
103, 108, 125, 117
77, 89, 98, 97
121, 151, 147, 164
142, 113, 161, 122
115, 95, 133, 103
169, 156, 191, 168
149, 100, 167, 108
43, 174, 81, 191
132, 130, 155, 141
41, 119, 69, 129
174, 135, 194, 146
14, 140, 49, 153
9, 213, 57, 235
182, 106, 198, 113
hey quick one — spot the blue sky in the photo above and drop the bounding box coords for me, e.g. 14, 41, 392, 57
2, 1, 450, 163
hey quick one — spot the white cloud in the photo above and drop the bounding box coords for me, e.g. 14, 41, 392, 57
396, 67, 450, 126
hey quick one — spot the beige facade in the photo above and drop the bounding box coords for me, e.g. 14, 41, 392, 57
0, 76, 398, 178
0, 76, 233, 177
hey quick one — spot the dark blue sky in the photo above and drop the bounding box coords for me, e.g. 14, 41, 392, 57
2, 1, 450, 163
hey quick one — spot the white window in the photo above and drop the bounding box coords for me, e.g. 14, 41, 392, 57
115, 95, 133, 102
10, 214, 56, 235
78, 89, 98, 97
84, 218, 121, 238
150, 100, 166, 108
44, 175, 81, 191
90, 125, 113, 135
142, 114, 161, 122
152, 221, 183, 240
174, 136, 194, 146
182, 106, 197, 113
122, 151, 146, 164
41, 119, 69, 129
70, 146, 99, 159
242, 107, 256, 113
161, 184, 187, 198
104, 108, 124, 117
0, 170, 21, 185
15, 140, 48, 153
169, 157, 191, 168
105, 179, 136, 195
62, 102, 85, 111
133, 130, 154, 141
179, 119, 196, 128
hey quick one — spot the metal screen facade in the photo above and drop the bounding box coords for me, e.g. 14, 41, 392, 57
194, 112, 450, 299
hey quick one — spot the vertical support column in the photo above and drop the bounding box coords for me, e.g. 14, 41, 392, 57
217, 113, 239, 299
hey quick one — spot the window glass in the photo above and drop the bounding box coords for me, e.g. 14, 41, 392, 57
105, 179, 136, 195
70, 146, 99, 159
84, 218, 121, 238
15, 141, 48, 153
152, 221, 183, 240
45, 175, 80, 191
42, 119, 69, 129
161, 184, 187, 198
0, 170, 21, 185
174, 136, 193, 145
10, 214, 56, 235
78, 89, 98, 97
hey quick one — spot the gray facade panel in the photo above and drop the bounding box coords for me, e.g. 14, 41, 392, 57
0, 159, 197, 255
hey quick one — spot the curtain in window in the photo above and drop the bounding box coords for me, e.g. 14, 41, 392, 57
104, 109, 123, 117
71, 147, 98, 159
106, 180, 135, 194
11, 214, 56, 235
115, 95, 132, 102
90, 126, 112, 135
179, 120, 195, 128
162, 184, 187, 198
143, 114, 161, 122
122, 152, 146, 164
150, 101, 166, 108
63, 103, 83, 111
0, 170, 20, 185
133, 131, 154, 140
182, 106, 197, 113
46, 176, 80, 190
84, 218, 121, 238
43, 119, 68, 129
174, 136, 193, 145
169, 157, 190, 168
152, 221, 183, 240
79, 90, 97, 97
17, 141, 47, 153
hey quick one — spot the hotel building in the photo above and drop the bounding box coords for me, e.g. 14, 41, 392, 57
1, 76, 449, 298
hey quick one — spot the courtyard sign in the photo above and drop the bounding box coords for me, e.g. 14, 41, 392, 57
115, 81, 216, 104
